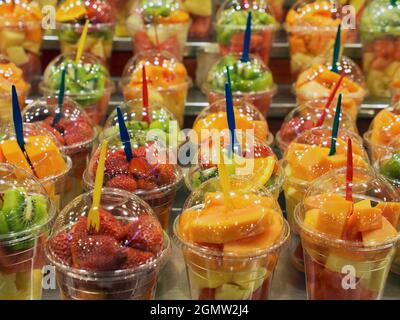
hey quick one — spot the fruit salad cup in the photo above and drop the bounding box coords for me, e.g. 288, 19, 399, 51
22, 97, 98, 203
193, 98, 273, 145
0, 55, 30, 125
267, 0, 285, 22
204, 54, 277, 117
216, 0, 278, 66
182, 0, 212, 39
282, 127, 370, 271
46, 188, 171, 300
40, 52, 113, 125
360, 0, 400, 98
84, 131, 182, 230
109, 0, 135, 36
294, 56, 366, 121
363, 105, 400, 163
127, 0, 191, 60
276, 100, 359, 154
121, 50, 191, 126
285, 0, 345, 78
185, 134, 284, 199
0, 123, 72, 210
56, 0, 115, 63
0, 0, 43, 81
174, 176, 290, 300
295, 167, 400, 299
0, 163, 56, 300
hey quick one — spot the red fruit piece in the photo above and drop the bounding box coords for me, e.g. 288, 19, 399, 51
199, 288, 216, 300
132, 143, 154, 158
44, 116, 69, 133
106, 175, 138, 192
63, 120, 94, 146
157, 164, 175, 185
86, 0, 113, 23
125, 215, 164, 254
49, 232, 72, 265
280, 117, 315, 142
70, 235, 127, 271
121, 247, 154, 269
41, 121, 66, 145
129, 158, 152, 177
104, 150, 130, 177
137, 179, 158, 190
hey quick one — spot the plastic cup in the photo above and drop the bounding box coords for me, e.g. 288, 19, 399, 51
276, 100, 359, 154
195, 44, 220, 90
294, 56, 367, 121
215, 0, 278, 66
285, 0, 345, 78
0, 163, 56, 300
127, 0, 191, 60
22, 96, 98, 203
173, 176, 290, 300
282, 127, 370, 271
83, 131, 183, 230
0, 123, 72, 210
121, 50, 191, 126
182, 0, 212, 39
295, 167, 400, 299
360, 0, 400, 98
109, 0, 135, 37
203, 53, 277, 116
0, 1, 43, 81
45, 188, 171, 300
39, 52, 113, 125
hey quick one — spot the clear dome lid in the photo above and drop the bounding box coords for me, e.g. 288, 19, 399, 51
276, 100, 358, 151
0, 0, 42, 27
283, 127, 369, 182
40, 52, 111, 106
204, 53, 276, 94
46, 188, 170, 273
377, 140, 400, 189
0, 162, 56, 242
367, 105, 400, 148
102, 99, 179, 140
22, 96, 97, 152
0, 123, 71, 181
295, 167, 400, 245
56, 0, 114, 24
193, 97, 271, 143
360, 0, 400, 35
121, 50, 190, 92
0, 55, 30, 96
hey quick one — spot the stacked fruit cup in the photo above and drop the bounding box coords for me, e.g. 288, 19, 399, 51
39, 52, 113, 125
0, 0, 43, 81
203, 53, 277, 117
294, 56, 367, 122
285, 0, 345, 78
360, 0, 400, 98
0, 163, 56, 300
216, 0, 278, 66
22, 97, 98, 205
174, 176, 290, 300
295, 167, 400, 299
45, 188, 171, 300
0, 55, 30, 125
55, 0, 115, 64
126, 0, 191, 61
182, 0, 213, 39
121, 50, 191, 126
282, 127, 370, 271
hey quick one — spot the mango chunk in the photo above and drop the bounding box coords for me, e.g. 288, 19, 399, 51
0, 140, 32, 174
376, 202, 400, 228
204, 192, 274, 210
316, 199, 353, 238
304, 193, 344, 210
362, 217, 398, 246
353, 208, 382, 232
303, 208, 320, 230
354, 199, 372, 211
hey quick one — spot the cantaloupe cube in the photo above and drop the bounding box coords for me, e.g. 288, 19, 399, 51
316, 199, 353, 238
353, 199, 372, 211
0, 140, 32, 174
303, 209, 321, 230
304, 193, 344, 210
362, 217, 398, 246
353, 207, 382, 232
376, 202, 400, 228
179, 208, 204, 241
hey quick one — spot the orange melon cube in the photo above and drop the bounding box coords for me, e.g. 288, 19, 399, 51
304, 193, 345, 210
353, 199, 372, 211
353, 207, 382, 232
303, 209, 320, 230
0, 140, 33, 174
362, 217, 398, 246
376, 202, 400, 228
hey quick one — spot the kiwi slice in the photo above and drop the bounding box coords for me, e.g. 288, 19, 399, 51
31, 195, 48, 226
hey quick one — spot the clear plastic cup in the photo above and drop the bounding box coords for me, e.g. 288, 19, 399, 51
45, 188, 171, 300
216, 0, 278, 66
22, 96, 98, 203
267, 0, 285, 22
0, 123, 72, 210
203, 53, 277, 116
285, 0, 345, 78
174, 176, 290, 300
193, 98, 273, 145
0, 0, 43, 81
195, 44, 220, 90
121, 50, 191, 126
360, 0, 400, 98
276, 100, 359, 154
0, 163, 56, 300
295, 167, 400, 299
127, 0, 191, 60
282, 127, 370, 271
39, 52, 113, 125
182, 0, 212, 39
109, 0, 135, 37
55, 0, 115, 63
83, 131, 182, 230
0, 55, 30, 125
294, 56, 367, 121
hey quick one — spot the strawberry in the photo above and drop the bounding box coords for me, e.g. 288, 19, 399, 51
106, 175, 137, 192
121, 247, 154, 269
44, 116, 68, 133
280, 117, 314, 142
129, 158, 151, 177
157, 164, 175, 185
104, 150, 130, 177
125, 215, 164, 254
49, 232, 72, 265
63, 120, 93, 146
87, 0, 114, 23
137, 179, 158, 190
41, 121, 66, 145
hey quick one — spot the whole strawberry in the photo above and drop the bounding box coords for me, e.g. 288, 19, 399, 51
121, 247, 154, 269
106, 175, 137, 192
49, 232, 72, 265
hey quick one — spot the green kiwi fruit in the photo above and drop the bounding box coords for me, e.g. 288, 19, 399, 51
0, 212, 9, 235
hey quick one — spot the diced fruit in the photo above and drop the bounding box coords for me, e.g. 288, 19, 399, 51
214, 283, 252, 300
304, 193, 345, 210
303, 208, 320, 230
362, 217, 398, 246
353, 208, 382, 232
376, 202, 400, 227
188, 267, 231, 289
0, 140, 33, 174
6, 46, 29, 66
232, 267, 268, 293
354, 199, 372, 211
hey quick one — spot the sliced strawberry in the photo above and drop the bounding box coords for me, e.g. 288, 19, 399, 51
121, 247, 154, 269
157, 164, 175, 185
106, 175, 138, 192
41, 121, 66, 145
129, 158, 151, 177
